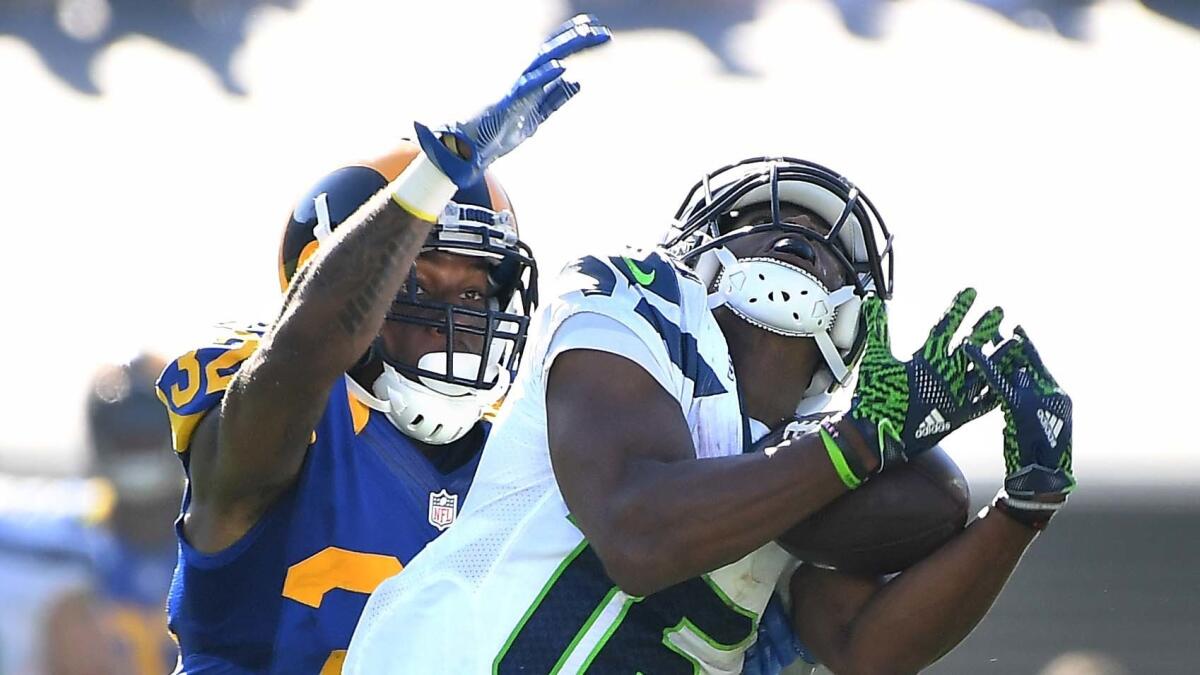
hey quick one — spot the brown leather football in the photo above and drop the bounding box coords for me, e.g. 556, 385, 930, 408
777, 446, 971, 576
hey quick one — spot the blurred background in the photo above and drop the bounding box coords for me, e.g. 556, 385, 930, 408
0, 0, 1196, 673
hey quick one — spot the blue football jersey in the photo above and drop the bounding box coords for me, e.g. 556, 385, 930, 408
156, 324, 483, 674
0, 476, 178, 675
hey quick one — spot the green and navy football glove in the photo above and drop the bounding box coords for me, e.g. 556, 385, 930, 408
844, 288, 1005, 474
964, 328, 1075, 529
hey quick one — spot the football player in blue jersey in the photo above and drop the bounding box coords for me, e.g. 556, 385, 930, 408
153, 16, 610, 673
0, 353, 181, 675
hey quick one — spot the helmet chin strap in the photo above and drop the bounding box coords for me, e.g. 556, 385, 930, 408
370, 352, 509, 445
707, 246, 858, 387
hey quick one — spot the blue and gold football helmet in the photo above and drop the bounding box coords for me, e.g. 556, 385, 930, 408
280, 141, 538, 443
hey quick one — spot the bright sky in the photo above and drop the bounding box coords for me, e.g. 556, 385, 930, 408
0, 0, 1196, 493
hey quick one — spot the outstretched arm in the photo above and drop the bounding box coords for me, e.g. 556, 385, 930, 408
184, 183, 439, 550
184, 16, 611, 553
789, 507, 1038, 675
791, 329, 1075, 674
548, 348, 870, 597
548, 290, 1004, 597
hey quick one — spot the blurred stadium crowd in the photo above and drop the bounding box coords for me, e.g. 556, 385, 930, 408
1, 1, 1196, 674
1, 0, 1196, 93
0, 355, 180, 674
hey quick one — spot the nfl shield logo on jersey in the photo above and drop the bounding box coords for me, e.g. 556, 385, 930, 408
428, 489, 458, 531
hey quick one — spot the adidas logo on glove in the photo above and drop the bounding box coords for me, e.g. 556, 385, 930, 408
915, 409, 951, 439
1037, 409, 1063, 448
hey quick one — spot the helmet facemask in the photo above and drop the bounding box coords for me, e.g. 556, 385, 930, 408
370, 200, 538, 444
662, 157, 894, 402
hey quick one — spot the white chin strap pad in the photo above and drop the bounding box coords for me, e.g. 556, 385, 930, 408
708, 247, 860, 390
371, 355, 509, 445
415, 352, 505, 397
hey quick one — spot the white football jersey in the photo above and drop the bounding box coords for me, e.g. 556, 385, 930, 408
346, 249, 794, 674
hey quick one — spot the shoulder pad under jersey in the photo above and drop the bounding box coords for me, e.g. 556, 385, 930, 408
155, 322, 268, 452
550, 249, 730, 402
556, 248, 693, 307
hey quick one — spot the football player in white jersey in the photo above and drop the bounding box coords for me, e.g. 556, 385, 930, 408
346, 157, 1076, 674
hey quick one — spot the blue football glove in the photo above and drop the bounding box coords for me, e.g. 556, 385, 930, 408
415, 14, 611, 189
741, 593, 815, 675
844, 289, 1005, 478
964, 327, 1075, 528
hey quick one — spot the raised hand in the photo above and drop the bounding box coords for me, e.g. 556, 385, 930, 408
964, 328, 1075, 528
415, 14, 611, 189
848, 288, 1005, 469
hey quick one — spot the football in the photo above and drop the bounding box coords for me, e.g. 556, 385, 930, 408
777, 445, 971, 576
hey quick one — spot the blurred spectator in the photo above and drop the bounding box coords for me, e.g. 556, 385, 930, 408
0, 0, 299, 94
5, 0, 1195, 96
1139, 0, 1200, 31
963, 0, 1094, 39
0, 353, 181, 675
561, 0, 763, 73
558, 0, 1200, 48
830, 0, 892, 38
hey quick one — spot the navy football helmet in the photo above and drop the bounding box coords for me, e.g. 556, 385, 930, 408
280, 142, 537, 443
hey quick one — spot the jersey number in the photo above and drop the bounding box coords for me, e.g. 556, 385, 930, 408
282, 547, 404, 675
493, 541, 756, 674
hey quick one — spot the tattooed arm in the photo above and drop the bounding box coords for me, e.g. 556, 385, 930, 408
181, 18, 609, 552
182, 158, 447, 553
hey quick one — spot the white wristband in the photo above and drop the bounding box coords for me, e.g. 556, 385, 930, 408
997, 488, 1066, 512
388, 151, 459, 222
